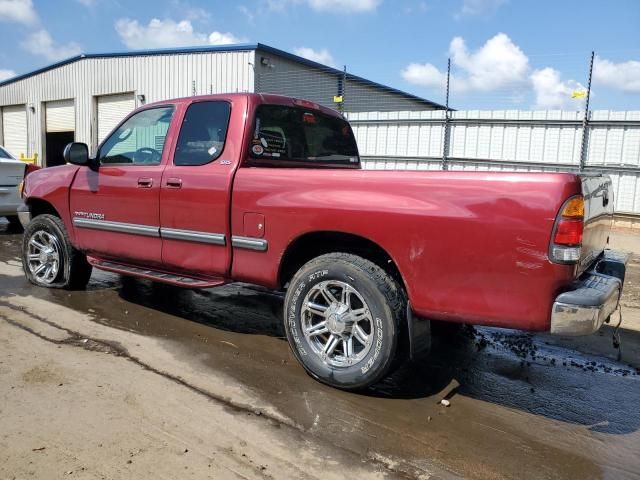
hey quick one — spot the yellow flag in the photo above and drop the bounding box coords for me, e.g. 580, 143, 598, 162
333, 95, 344, 104
571, 89, 587, 99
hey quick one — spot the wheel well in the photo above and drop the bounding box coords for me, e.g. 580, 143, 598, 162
27, 198, 60, 218
279, 231, 405, 291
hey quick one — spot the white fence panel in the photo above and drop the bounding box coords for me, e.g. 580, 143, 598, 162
349, 109, 640, 214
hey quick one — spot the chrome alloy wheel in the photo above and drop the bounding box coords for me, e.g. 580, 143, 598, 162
301, 280, 374, 367
26, 230, 61, 284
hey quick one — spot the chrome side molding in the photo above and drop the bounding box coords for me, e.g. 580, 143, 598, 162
161, 227, 226, 245
231, 236, 268, 252
73, 217, 159, 237
73, 218, 268, 252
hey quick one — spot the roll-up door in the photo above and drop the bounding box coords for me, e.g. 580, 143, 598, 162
45, 99, 75, 132
2, 105, 27, 158
97, 93, 135, 144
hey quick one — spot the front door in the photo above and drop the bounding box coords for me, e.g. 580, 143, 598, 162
160, 98, 243, 276
70, 105, 176, 266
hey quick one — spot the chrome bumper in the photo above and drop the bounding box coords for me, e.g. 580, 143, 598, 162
17, 204, 32, 228
550, 250, 629, 336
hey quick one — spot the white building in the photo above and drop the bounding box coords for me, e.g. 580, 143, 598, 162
0, 43, 443, 167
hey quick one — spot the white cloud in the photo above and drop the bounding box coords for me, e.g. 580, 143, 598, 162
450, 33, 528, 90
457, 0, 507, 17
0, 69, 16, 81
116, 18, 207, 48
0, 0, 37, 24
306, 0, 381, 12
402, 32, 591, 109
594, 56, 640, 93
115, 18, 245, 49
402, 33, 529, 92
294, 47, 336, 67
267, 0, 381, 13
401, 63, 447, 89
21, 29, 82, 61
530, 67, 584, 109
208, 31, 244, 45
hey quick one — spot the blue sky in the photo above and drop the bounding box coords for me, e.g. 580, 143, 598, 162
0, 0, 638, 110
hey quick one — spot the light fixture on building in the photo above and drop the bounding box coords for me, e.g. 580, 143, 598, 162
27, 103, 35, 112
137, 94, 146, 104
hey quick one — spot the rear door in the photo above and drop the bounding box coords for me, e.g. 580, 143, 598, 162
159, 97, 245, 276
579, 174, 615, 273
70, 105, 176, 266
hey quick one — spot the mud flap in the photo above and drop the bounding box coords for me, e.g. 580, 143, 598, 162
407, 304, 431, 360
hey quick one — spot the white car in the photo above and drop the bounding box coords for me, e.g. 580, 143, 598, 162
0, 146, 27, 227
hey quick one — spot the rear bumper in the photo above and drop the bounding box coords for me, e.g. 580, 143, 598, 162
550, 250, 629, 336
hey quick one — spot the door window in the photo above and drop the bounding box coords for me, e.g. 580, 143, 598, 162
99, 106, 174, 165
174, 101, 231, 166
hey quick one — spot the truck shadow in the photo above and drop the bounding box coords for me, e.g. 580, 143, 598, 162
0, 256, 638, 437
113, 277, 640, 436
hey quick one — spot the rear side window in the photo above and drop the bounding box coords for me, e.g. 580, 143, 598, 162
174, 101, 231, 166
248, 105, 359, 168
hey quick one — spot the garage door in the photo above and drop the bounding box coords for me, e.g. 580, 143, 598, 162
97, 93, 135, 144
2, 105, 27, 158
45, 99, 75, 132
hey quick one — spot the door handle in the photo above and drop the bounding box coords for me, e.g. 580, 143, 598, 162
137, 177, 153, 188
166, 178, 182, 189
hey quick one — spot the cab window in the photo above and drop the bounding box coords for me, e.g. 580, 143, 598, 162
174, 101, 231, 166
248, 105, 360, 168
99, 106, 174, 165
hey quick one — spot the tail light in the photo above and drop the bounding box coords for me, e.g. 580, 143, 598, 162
550, 196, 584, 263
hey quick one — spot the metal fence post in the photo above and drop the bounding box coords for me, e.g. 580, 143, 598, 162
579, 51, 595, 171
442, 58, 451, 171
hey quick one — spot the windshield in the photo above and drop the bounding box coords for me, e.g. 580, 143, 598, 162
249, 105, 359, 168
0, 147, 13, 159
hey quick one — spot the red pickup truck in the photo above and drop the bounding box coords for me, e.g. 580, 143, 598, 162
19, 93, 628, 390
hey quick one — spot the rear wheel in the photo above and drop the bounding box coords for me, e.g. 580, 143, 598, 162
284, 252, 406, 390
22, 214, 92, 289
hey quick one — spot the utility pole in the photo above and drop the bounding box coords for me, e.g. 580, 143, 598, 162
442, 58, 451, 171
579, 51, 595, 171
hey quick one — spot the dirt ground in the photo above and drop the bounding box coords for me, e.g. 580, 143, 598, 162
1, 220, 639, 480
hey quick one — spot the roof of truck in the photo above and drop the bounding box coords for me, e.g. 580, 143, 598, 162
145, 93, 345, 118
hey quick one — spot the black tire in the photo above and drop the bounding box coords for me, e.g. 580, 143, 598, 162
22, 214, 92, 290
284, 252, 406, 390
6, 215, 22, 232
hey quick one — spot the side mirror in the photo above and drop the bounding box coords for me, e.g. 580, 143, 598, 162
63, 142, 89, 166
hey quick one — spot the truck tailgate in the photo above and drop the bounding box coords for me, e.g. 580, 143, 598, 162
578, 174, 614, 275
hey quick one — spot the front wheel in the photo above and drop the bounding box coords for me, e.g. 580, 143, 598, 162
284, 253, 406, 390
22, 214, 92, 289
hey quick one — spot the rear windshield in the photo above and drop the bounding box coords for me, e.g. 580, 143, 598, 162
248, 105, 359, 168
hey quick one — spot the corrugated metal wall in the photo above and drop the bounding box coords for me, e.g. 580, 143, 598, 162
348, 110, 640, 214
254, 51, 439, 112
0, 50, 255, 159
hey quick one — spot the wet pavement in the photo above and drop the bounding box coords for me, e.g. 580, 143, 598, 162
1, 219, 640, 479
